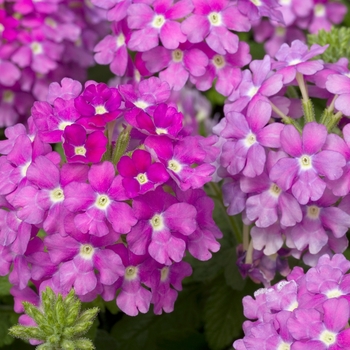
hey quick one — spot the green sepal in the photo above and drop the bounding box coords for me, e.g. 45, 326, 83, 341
9, 325, 46, 340
22, 302, 46, 326
308, 27, 350, 63
112, 125, 132, 165
55, 294, 66, 326
61, 339, 76, 350
74, 337, 95, 350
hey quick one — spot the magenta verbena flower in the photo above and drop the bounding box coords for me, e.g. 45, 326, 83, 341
0, 76, 222, 317
234, 253, 350, 350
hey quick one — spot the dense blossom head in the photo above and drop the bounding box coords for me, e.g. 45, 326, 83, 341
234, 254, 350, 350
0, 76, 222, 318
0, 0, 107, 127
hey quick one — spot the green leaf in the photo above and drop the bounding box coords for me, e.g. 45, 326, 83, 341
0, 276, 11, 297
0, 309, 18, 347
94, 330, 120, 350
221, 248, 246, 291
204, 275, 245, 350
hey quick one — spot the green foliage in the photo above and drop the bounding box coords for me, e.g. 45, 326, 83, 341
307, 26, 350, 63
8, 288, 99, 350
204, 275, 245, 350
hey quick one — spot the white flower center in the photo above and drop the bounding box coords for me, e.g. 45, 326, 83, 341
125, 266, 138, 280
172, 49, 183, 62
299, 154, 312, 170
152, 14, 165, 28
288, 59, 302, 66
160, 267, 169, 282
275, 26, 286, 36
31, 42, 43, 55
277, 343, 291, 350
3, 90, 14, 104
244, 132, 256, 147
155, 127, 168, 135
247, 85, 260, 98
279, 0, 291, 5
45, 17, 57, 28
307, 205, 320, 219
286, 301, 298, 311
95, 194, 110, 209
319, 330, 336, 346
326, 288, 343, 299
168, 159, 182, 173
0, 23, 4, 33
116, 33, 125, 47
269, 183, 282, 197
314, 4, 326, 17
150, 214, 164, 231
21, 162, 31, 177
74, 146, 86, 156
80, 244, 94, 259
136, 173, 148, 185
208, 12, 222, 26
50, 187, 64, 203
134, 100, 149, 110
95, 105, 107, 115
213, 55, 225, 68
58, 121, 73, 130
250, 0, 262, 6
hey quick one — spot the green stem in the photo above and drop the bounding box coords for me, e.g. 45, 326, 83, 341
245, 239, 254, 265
270, 102, 303, 133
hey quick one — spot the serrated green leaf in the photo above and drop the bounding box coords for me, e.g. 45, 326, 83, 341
221, 248, 246, 291
110, 312, 156, 350
204, 275, 245, 350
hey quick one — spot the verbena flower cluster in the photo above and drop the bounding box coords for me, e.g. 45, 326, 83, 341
0, 0, 107, 127
234, 253, 350, 349
213, 39, 350, 285
0, 76, 222, 318
91, 0, 346, 96
253, 0, 347, 56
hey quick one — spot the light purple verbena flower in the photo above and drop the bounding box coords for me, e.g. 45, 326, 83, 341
272, 40, 328, 83
234, 253, 350, 350
269, 122, 346, 205
127, 0, 193, 51
181, 0, 250, 55
219, 99, 284, 177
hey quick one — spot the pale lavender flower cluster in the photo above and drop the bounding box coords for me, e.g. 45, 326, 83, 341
0, 0, 107, 127
253, 0, 347, 56
91, 0, 293, 95
0, 76, 222, 317
234, 253, 350, 350
214, 40, 350, 285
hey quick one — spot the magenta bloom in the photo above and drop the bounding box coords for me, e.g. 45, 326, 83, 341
269, 122, 346, 205
117, 149, 169, 197
127, 0, 193, 51
127, 187, 197, 265
74, 83, 122, 128
62, 124, 107, 163
64, 161, 137, 237
145, 135, 215, 191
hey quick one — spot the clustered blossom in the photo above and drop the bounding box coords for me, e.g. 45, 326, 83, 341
214, 39, 350, 285
234, 253, 350, 350
252, 0, 347, 56
0, 76, 222, 318
0, 0, 107, 127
